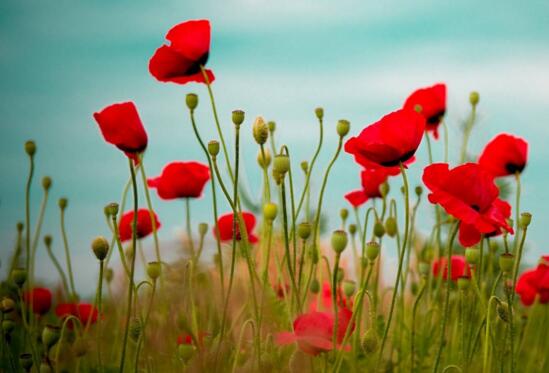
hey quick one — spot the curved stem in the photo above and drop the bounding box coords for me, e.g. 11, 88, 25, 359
45, 244, 70, 298
332, 253, 341, 351
60, 207, 77, 298
411, 278, 427, 372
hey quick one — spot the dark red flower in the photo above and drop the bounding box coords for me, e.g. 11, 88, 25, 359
56, 303, 99, 326
478, 133, 528, 177
214, 212, 258, 244
93, 102, 148, 160
148, 161, 210, 199
22, 288, 52, 315
344, 168, 390, 207
422, 163, 513, 247
403, 83, 446, 139
149, 20, 215, 85
516, 256, 549, 306
119, 209, 161, 242
432, 255, 470, 281
345, 109, 425, 167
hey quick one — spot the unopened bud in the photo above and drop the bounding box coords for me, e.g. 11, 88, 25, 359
309, 278, 320, 294
499, 253, 514, 273
58, 197, 68, 210
25, 140, 36, 156
469, 91, 480, 106
185, 93, 198, 111
232, 110, 245, 126
252, 116, 269, 145
348, 224, 357, 236
198, 222, 208, 236
11, 268, 27, 287
465, 247, 479, 265
104, 267, 114, 283
300, 161, 308, 174
314, 107, 324, 120
42, 324, 61, 349
374, 221, 385, 238
496, 302, 510, 322
91, 236, 109, 261
42, 176, 52, 191
457, 276, 471, 291
44, 235, 53, 247
366, 242, 380, 261
2, 319, 15, 334
147, 261, 162, 280
17, 222, 24, 232
520, 212, 532, 229
273, 155, 290, 175
331, 230, 348, 254
268, 121, 276, 132
343, 281, 356, 297
1, 298, 16, 312
105, 202, 119, 217
340, 208, 349, 222
130, 318, 141, 342
379, 182, 390, 198
336, 267, 345, 282
178, 344, 196, 362
418, 261, 430, 277
297, 222, 312, 240
415, 185, 423, 197
263, 203, 278, 221
257, 149, 271, 169
361, 329, 378, 354
384, 217, 397, 237
336, 119, 350, 137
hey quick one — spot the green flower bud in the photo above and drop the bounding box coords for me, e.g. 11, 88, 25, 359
331, 230, 348, 254
2, 319, 15, 334
105, 202, 119, 217
300, 161, 308, 174
340, 208, 349, 222
129, 318, 141, 342
309, 278, 320, 294
252, 116, 269, 145
348, 224, 357, 236
1, 297, 16, 312
42, 176, 52, 191
343, 280, 356, 297
146, 261, 162, 280
379, 182, 390, 198
384, 217, 397, 237
361, 329, 378, 354
73, 337, 88, 357
499, 253, 514, 273
366, 242, 380, 261
263, 202, 278, 222
17, 222, 24, 232
415, 185, 423, 197
418, 261, 430, 277
185, 93, 198, 111
91, 236, 109, 261
297, 222, 312, 240
273, 155, 290, 175
58, 197, 68, 210
178, 344, 196, 362
268, 121, 276, 132
42, 324, 61, 349
465, 247, 479, 265
315, 107, 324, 120
520, 212, 532, 229
257, 149, 271, 169
457, 276, 471, 291
469, 91, 480, 106
25, 140, 36, 156
104, 267, 114, 283
496, 302, 510, 322
19, 353, 33, 372
198, 222, 208, 236
232, 110, 245, 126
336, 119, 350, 137
208, 140, 220, 157
44, 235, 53, 247
373, 221, 385, 238
11, 268, 27, 287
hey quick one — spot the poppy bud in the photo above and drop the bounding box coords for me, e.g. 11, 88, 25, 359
268, 121, 276, 133
42, 324, 61, 349
340, 208, 349, 221
72, 337, 88, 357
44, 235, 52, 247
196, 223, 208, 237
11, 268, 27, 287
309, 278, 320, 293
374, 221, 385, 238
469, 91, 480, 106
336, 267, 345, 282
40, 362, 52, 373
2, 319, 15, 334
415, 185, 423, 196
19, 353, 33, 372
146, 261, 162, 280
366, 242, 380, 261
91, 236, 109, 261
315, 107, 324, 120
343, 280, 356, 297
331, 230, 348, 254
498, 253, 514, 273
465, 247, 479, 265
496, 302, 510, 322
361, 329, 378, 354
42, 176, 52, 191
272, 169, 283, 185
178, 344, 196, 362
336, 119, 350, 137
379, 182, 390, 198
130, 318, 141, 342
252, 116, 269, 145
58, 197, 68, 210
519, 212, 532, 229
208, 140, 220, 157
384, 217, 397, 237
232, 110, 245, 126
418, 261, 430, 277
104, 267, 114, 283
297, 222, 312, 240
17, 222, 24, 232
1, 297, 16, 313
300, 161, 308, 174
457, 276, 470, 291
105, 202, 119, 217
349, 224, 357, 236
185, 93, 198, 111
263, 203, 278, 222
25, 140, 36, 156
257, 149, 271, 169
273, 155, 290, 175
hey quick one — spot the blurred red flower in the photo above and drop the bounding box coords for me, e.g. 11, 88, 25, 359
516, 256, 549, 306
345, 109, 425, 167
309, 281, 351, 312
214, 212, 258, 244
23, 288, 52, 315
56, 303, 99, 326
148, 161, 210, 199
149, 20, 215, 85
478, 133, 528, 177
422, 163, 513, 246
119, 209, 161, 242
93, 102, 148, 161
432, 255, 470, 281
403, 83, 446, 139
344, 168, 390, 207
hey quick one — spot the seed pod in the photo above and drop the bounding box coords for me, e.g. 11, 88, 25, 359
297, 222, 312, 240
185, 93, 198, 110
348, 224, 357, 236
499, 253, 514, 273
520, 212, 532, 228
257, 149, 271, 169
198, 222, 208, 236
11, 268, 27, 287
178, 344, 196, 362
343, 281, 356, 297
19, 353, 33, 372
147, 262, 162, 280
373, 221, 385, 238
58, 197, 68, 210
457, 276, 471, 291
232, 110, 245, 126
314, 107, 324, 120
42, 176, 52, 191
469, 91, 480, 106
331, 230, 348, 254
105, 202, 119, 217
465, 247, 479, 265
91, 236, 109, 261
366, 242, 380, 261
42, 324, 61, 349
208, 140, 220, 157
273, 155, 290, 175
384, 217, 397, 237
263, 203, 278, 222
336, 119, 350, 137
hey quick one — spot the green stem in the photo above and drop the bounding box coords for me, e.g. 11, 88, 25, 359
96, 260, 104, 372
24, 153, 34, 315
138, 157, 162, 268
30, 189, 49, 285
460, 104, 477, 163
280, 179, 299, 311
45, 243, 70, 297
332, 253, 341, 351
185, 198, 195, 257
60, 207, 77, 298
483, 296, 500, 372
411, 278, 427, 372
512, 173, 521, 255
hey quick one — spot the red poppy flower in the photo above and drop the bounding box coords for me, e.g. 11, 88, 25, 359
275, 309, 353, 356
422, 163, 513, 247
344, 168, 390, 207
214, 212, 258, 244
310, 281, 351, 312
432, 255, 470, 281
56, 303, 99, 326
478, 133, 528, 177
119, 209, 161, 242
22, 288, 52, 315
274, 283, 290, 299
345, 109, 425, 167
403, 83, 446, 139
148, 161, 210, 199
516, 256, 549, 306
149, 20, 215, 85
177, 332, 208, 347
93, 102, 148, 160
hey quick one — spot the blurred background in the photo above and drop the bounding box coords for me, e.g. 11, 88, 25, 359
1, 0, 548, 294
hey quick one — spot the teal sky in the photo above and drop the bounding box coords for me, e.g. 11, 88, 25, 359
1, 0, 549, 293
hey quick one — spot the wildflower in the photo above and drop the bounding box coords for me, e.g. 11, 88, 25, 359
478, 133, 528, 177
22, 288, 52, 315
344, 168, 391, 207
93, 102, 148, 161
177, 331, 208, 349
403, 83, 446, 139
344, 109, 425, 167
147, 161, 210, 199
432, 255, 470, 281
118, 209, 161, 242
56, 303, 99, 326
149, 20, 214, 84
214, 212, 258, 243
422, 163, 513, 246
516, 256, 549, 306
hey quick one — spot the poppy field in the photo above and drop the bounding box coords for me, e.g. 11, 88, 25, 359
2, 18, 549, 373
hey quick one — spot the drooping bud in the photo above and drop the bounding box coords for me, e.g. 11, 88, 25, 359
105, 202, 119, 217
469, 91, 480, 106
379, 182, 390, 198
348, 224, 357, 236
11, 268, 27, 287
499, 253, 514, 273
384, 217, 397, 237
263, 203, 278, 222
25, 140, 36, 156
185, 93, 198, 111
252, 116, 269, 145
465, 247, 479, 265
340, 208, 349, 222
198, 223, 208, 236
336, 119, 350, 137
208, 140, 220, 157
232, 110, 245, 126
314, 107, 324, 120
300, 161, 308, 174
331, 230, 348, 254
415, 185, 423, 197
361, 329, 378, 354
309, 278, 320, 294
129, 318, 141, 342
343, 280, 356, 297
58, 197, 68, 210
146, 261, 162, 280
178, 344, 196, 362
457, 276, 471, 291
42, 324, 61, 349
257, 149, 271, 169
373, 221, 385, 238
520, 212, 532, 229
42, 176, 52, 191
297, 222, 312, 240
19, 353, 33, 372
44, 235, 53, 247
91, 236, 109, 261
17, 222, 24, 232
366, 242, 380, 261
273, 154, 290, 175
